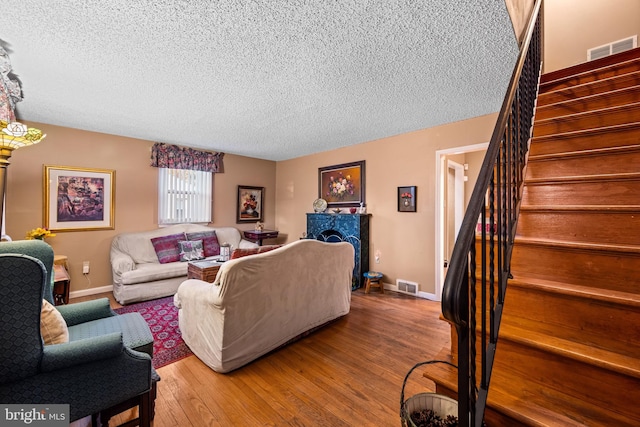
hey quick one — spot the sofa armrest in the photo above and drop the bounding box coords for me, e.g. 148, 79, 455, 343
57, 298, 115, 326
111, 252, 136, 277
41, 332, 137, 372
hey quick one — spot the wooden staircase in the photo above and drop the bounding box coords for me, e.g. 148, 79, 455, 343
426, 48, 640, 425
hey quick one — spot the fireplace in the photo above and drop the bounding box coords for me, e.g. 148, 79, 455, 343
306, 213, 370, 290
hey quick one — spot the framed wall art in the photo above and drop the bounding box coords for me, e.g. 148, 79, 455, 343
318, 160, 365, 208
44, 165, 115, 231
398, 185, 417, 212
237, 185, 264, 223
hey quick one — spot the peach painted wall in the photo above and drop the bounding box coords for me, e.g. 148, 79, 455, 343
544, 0, 640, 72
5, 122, 275, 295
274, 113, 497, 296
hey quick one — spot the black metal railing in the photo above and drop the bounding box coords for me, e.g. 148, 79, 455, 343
440, 1, 543, 425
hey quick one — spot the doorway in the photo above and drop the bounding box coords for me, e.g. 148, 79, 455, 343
434, 142, 488, 301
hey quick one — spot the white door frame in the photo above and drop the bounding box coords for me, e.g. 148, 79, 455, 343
434, 142, 488, 302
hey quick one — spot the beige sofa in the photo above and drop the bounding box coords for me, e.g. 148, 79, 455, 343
174, 239, 355, 373
110, 224, 258, 304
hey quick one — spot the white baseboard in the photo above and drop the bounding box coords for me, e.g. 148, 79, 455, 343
69, 285, 113, 300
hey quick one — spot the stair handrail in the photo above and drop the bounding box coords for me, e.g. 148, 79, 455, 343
440, 1, 543, 425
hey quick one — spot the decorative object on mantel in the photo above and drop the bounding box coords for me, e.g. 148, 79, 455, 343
332, 208, 342, 214
237, 185, 264, 223
349, 207, 357, 214
318, 160, 365, 209
312, 198, 327, 213
0, 45, 47, 236
398, 186, 417, 212
25, 227, 56, 241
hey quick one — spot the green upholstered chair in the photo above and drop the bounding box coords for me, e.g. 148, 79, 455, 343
0, 240, 159, 424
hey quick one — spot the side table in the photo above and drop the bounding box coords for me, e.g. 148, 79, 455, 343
243, 229, 279, 246
187, 260, 223, 283
53, 264, 70, 305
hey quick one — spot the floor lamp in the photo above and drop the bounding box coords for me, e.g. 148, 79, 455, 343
0, 122, 46, 238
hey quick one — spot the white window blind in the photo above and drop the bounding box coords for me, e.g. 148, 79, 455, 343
158, 168, 212, 224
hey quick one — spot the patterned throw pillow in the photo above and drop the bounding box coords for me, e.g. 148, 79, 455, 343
179, 240, 205, 262
230, 245, 283, 260
151, 233, 186, 264
186, 230, 220, 257
41, 300, 69, 345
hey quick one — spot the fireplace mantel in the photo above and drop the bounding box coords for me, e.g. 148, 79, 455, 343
306, 213, 370, 290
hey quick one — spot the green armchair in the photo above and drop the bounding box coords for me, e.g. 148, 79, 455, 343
0, 240, 159, 424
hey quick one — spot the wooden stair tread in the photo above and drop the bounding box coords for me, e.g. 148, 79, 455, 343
498, 321, 640, 379
531, 121, 640, 144
525, 171, 640, 184
537, 72, 640, 106
540, 47, 640, 84
513, 236, 640, 254
508, 276, 640, 308
422, 350, 638, 426
527, 143, 640, 162
535, 84, 640, 118
519, 204, 640, 212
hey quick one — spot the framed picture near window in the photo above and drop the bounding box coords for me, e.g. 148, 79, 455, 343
237, 185, 264, 223
44, 165, 115, 231
398, 186, 417, 212
318, 160, 365, 208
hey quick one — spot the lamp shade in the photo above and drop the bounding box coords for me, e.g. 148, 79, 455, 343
0, 121, 46, 150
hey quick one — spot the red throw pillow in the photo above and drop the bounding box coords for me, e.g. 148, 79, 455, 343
230, 245, 282, 260
186, 231, 220, 257
151, 233, 186, 264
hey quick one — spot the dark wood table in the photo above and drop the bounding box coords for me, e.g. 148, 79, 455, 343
243, 229, 279, 246
53, 264, 70, 305
187, 260, 223, 283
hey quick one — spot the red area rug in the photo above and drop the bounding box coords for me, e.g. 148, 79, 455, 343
115, 296, 193, 368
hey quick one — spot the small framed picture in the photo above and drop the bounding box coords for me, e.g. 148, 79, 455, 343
398, 186, 417, 212
44, 165, 115, 231
237, 185, 264, 223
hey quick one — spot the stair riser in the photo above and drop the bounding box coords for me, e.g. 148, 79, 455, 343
529, 124, 640, 156
500, 285, 640, 357
535, 86, 640, 120
510, 244, 640, 293
492, 341, 640, 423
532, 104, 640, 137
540, 60, 640, 92
537, 73, 640, 106
526, 149, 640, 179
522, 179, 640, 206
516, 211, 640, 245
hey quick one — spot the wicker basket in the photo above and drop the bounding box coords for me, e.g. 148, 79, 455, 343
400, 361, 458, 427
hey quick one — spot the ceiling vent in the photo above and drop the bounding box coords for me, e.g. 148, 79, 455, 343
587, 36, 637, 61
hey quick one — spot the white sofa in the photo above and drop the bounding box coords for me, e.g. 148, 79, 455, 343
110, 224, 258, 305
174, 239, 355, 373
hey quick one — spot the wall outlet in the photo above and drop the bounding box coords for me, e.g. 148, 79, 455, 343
374, 250, 381, 264
82, 261, 90, 274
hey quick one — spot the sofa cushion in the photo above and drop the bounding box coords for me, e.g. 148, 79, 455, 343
151, 233, 186, 264
120, 261, 188, 285
186, 230, 220, 257
231, 245, 283, 260
41, 300, 69, 345
179, 240, 205, 262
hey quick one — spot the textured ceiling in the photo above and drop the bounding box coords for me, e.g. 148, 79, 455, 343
1, 1, 518, 161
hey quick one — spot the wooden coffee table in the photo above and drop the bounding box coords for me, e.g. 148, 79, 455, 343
187, 260, 223, 283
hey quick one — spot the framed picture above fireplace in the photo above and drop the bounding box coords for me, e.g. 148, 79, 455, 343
318, 160, 365, 208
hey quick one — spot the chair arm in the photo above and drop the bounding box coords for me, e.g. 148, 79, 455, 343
40, 332, 148, 372
111, 252, 135, 277
238, 239, 259, 249
56, 298, 115, 326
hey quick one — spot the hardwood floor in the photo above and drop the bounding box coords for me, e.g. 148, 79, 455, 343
74, 289, 450, 426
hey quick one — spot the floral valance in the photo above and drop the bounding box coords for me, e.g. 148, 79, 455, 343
150, 143, 224, 173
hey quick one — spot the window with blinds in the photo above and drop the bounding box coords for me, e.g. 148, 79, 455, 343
158, 168, 212, 224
